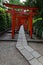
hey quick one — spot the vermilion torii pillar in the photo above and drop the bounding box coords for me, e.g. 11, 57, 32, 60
6, 9, 16, 39
11, 9, 16, 39
3, 3, 38, 39
28, 11, 38, 38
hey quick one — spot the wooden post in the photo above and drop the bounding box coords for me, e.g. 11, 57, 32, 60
18, 18, 21, 30
12, 9, 16, 39
29, 14, 33, 38
28, 11, 33, 38
28, 16, 29, 33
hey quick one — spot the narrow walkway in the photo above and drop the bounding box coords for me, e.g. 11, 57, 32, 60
16, 25, 43, 65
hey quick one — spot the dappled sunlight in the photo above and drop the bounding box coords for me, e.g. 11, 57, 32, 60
20, 0, 26, 3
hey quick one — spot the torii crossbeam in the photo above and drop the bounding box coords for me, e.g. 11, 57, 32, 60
3, 3, 39, 39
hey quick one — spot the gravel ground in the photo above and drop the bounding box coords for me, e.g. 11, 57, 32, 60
0, 41, 30, 65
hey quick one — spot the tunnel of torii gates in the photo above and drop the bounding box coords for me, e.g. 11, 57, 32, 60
3, 3, 39, 39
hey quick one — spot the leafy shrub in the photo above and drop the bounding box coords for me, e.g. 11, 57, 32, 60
6, 13, 11, 28
0, 7, 7, 31
33, 19, 43, 37
0, 7, 11, 32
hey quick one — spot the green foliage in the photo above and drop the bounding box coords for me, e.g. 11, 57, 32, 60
0, 0, 1, 2
33, 18, 42, 23
6, 13, 11, 28
9, 0, 20, 5
23, 0, 31, 6
24, 0, 43, 18
0, 8, 7, 31
0, 7, 11, 32
24, 0, 43, 37
33, 19, 43, 37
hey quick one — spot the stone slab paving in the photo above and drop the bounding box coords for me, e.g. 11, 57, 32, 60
31, 51, 41, 58
16, 25, 43, 65
28, 42, 43, 55
19, 48, 34, 61
38, 56, 43, 64
29, 58, 42, 65
0, 41, 30, 65
26, 33, 43, 41
0, 32, 18, 41
24, 46, 34, 52
0, 30, 43, 42
7, 30, 12, 33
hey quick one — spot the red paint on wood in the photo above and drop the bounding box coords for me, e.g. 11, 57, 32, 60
3, 3, 39, 10
3, 3, 38, 38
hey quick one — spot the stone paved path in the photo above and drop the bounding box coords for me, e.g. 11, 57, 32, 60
0, 41, 30, 65
28, 42, 43, 55
16, 25, 43, 65
0, 25, 43, 65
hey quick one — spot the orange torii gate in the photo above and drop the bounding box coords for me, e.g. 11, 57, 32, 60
3, 3, 38, 39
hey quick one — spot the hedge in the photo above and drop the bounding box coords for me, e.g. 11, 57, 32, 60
33, 18, 43, 38
0, 7, 11, 32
